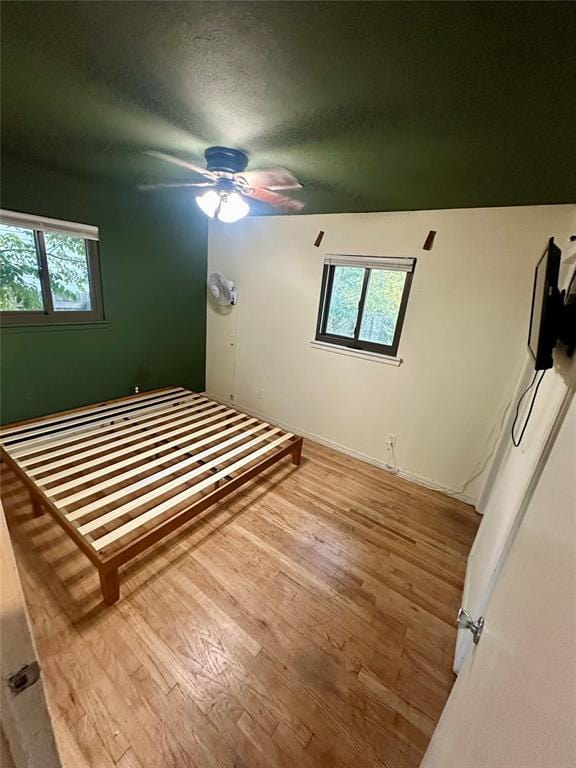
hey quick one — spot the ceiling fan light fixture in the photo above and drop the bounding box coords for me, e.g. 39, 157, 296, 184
195, 189, 220, 218
195, 189, 249, 223
144, 147, 302, 216
216, 192, 250, 223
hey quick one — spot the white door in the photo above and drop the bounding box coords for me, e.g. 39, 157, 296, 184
0, 503, 62, 768
455, 235, 576, 671
422, 391, 576, 768
454, 357, 574, 671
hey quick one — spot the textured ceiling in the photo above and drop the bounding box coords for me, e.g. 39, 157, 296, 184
1, 1, 575, 214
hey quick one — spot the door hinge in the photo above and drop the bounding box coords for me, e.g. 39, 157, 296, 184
7, 661, 41, 696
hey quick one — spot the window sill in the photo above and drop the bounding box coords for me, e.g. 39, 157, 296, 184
1, 320, 110, 334
310, 340, 403, 366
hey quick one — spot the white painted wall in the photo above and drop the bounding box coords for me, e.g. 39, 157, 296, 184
206, 205, 575, 504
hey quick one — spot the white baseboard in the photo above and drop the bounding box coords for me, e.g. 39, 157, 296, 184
204, 391, 478, 508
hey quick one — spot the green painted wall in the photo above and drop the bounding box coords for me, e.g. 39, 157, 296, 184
0, 157, 207, 423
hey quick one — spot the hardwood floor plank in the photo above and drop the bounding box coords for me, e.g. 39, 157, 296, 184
237, 709, 307, 768
186, 548, 410, 768
115, 749, 145, 768
41, 656, 86, 728
68, 714, 117, 768
1, 437, 479, 768
53, 718, 93, 768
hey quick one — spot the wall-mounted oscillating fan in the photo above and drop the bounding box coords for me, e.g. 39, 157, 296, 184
208, 273, 238, 306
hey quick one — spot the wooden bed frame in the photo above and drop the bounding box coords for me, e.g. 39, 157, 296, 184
0, 387, 303, 605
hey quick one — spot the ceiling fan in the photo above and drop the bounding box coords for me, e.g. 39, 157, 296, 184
140, 147, 304, 223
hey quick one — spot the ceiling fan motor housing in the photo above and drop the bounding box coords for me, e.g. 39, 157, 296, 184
205, 146, 249, 175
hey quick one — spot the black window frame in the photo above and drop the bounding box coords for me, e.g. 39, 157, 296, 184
0, 222, 104, 326
315, 261, 415, 357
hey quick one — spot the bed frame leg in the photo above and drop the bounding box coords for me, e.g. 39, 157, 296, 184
99, 568, 120, 605
291, 439, 303, 466
31, 492, 45, 517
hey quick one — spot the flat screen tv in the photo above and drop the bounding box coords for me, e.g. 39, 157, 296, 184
528, 238, 562, 370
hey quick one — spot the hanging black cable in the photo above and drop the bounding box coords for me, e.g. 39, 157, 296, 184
511, 370, 547, 447
565, 266, 576, 300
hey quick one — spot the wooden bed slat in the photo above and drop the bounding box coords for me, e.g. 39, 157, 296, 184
0, 386, 185, 439
90, 433, 293, 551
24, 402, 231, 476
54, 419, 265, 507
15, 394, 208, 466
12, 392, 207, 459
45, 417, 259, 496
35, 412, 248, 486
72, 426, 283, 527
2, 388, 190, 446
0, 387, 302, 605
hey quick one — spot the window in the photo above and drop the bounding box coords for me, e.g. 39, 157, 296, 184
315, 255, 415, 357
0, 210, 103, 325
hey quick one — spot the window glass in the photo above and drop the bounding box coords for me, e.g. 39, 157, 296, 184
316, 258, 415, 356
0, 215, 102, 325
325, 265, 364, 338
0, 224, 44, 311
44, 232, 92, 311
359, 268, 407, 346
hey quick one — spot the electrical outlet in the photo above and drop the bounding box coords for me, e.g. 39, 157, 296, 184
257, 388, 263, 400
386, 434, 397, 448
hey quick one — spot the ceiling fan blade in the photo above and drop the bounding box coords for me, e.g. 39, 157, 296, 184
242, 167, 302, 191
143, 150, 217, 179
137, 181, 215, 191
243, 187, 305, 212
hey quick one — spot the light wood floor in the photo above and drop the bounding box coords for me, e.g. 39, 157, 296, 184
2, 440, 479, 768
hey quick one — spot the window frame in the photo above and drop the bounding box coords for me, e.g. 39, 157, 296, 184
315, 257, 415, 358
0, 213, 104, 326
